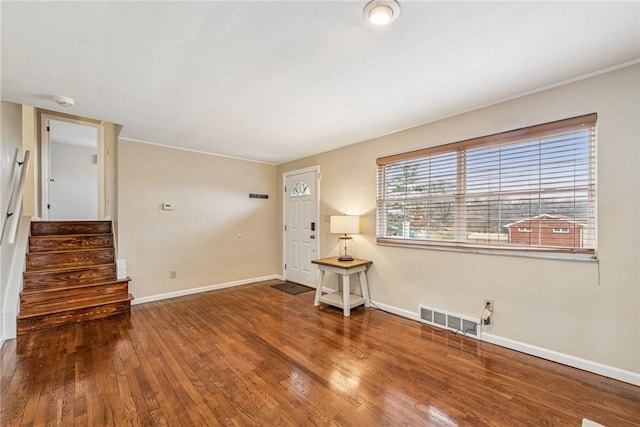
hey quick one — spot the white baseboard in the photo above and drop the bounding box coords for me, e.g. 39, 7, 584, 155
370, 301, 639, 386
370, 300, 421, 321
132, 274, 283, 305
2, 312, 17, 341
482, 333, 640, 386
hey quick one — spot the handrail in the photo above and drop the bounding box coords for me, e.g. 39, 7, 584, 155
1, 149, 31, 245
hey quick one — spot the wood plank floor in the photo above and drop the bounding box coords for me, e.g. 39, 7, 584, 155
2, 279, 639, 426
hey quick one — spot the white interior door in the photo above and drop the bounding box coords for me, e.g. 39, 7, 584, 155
285, 169, 318, 286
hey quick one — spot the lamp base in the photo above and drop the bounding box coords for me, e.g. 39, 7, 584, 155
337, 256, 354, 261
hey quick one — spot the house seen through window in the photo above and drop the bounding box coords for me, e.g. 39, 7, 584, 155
376, 114, 597, 256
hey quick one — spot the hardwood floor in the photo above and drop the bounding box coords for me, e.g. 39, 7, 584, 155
2, 279, 639, 426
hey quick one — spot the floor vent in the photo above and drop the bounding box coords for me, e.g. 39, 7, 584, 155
419, 305, 481, 339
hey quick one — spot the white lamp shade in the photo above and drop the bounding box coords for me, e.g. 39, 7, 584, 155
330, 215, 360, 234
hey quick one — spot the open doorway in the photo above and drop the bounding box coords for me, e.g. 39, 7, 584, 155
43, 118, 99, 220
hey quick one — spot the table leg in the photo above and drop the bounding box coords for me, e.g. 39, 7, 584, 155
359, 271, 371, 307
342, 273, 350, 316
314, 270, 325, 306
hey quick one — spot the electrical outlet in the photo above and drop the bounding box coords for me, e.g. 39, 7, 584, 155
170, 271, 177, 279
483, 299, 494, 325
484, 299, 494, 313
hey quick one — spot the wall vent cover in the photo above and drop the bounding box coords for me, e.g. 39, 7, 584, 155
419, 305, 481, 339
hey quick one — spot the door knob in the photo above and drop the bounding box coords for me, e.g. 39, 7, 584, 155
310, 235, 316, 239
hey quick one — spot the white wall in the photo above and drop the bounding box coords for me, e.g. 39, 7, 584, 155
118, 140, 279, 300
50, 141, 97, 219
1, 101, 23, 344
278, 64, 640, 383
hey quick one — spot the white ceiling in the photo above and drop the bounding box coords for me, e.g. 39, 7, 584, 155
2, 1, 639, 164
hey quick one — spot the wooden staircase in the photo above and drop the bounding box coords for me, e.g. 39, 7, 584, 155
17, 220, 133, 335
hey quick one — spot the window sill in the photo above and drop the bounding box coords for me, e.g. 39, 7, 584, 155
376, 240, 598, 262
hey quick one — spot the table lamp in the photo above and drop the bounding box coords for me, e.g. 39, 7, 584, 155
330, 215, 360, 261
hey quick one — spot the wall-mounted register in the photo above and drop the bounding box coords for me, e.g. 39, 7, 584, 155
249, 193, 268, 199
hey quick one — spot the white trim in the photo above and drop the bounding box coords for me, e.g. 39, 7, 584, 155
118, 137, 276, 166
132, 274, 283, 305
2, 313, 17, 341
368, 300, 639, 386
40, 114, 104, 220
40, 115, 51, 219
376, 241, 598, 262
482, 333, 640, 386
370, 299, 421, 321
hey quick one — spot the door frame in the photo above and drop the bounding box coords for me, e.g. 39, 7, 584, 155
282, 166, 320, 284
39, 113, 104, 220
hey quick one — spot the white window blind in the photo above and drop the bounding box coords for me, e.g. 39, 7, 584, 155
376, 114, 597, 255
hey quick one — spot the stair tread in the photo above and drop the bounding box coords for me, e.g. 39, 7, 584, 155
27, 247, 113, 256
30, 232, 112, 238
18, 294, 134, 319
21, 277, 131, 295
23, 262, 116, 276
30, 223, 112, 237
19, 220, 132, 333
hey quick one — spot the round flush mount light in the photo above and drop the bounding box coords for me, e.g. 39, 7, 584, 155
53, 95, 75, 107
363, 0, 400, 26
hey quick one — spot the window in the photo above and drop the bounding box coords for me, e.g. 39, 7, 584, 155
376, 114, 596, 256
553, 228, 570, 234
290, 181, 310, 197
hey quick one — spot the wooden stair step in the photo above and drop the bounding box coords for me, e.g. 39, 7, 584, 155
20, 280, 131, 313
21, 277, 130, 295
31, 220, 112, 236
18, 294, 133, 319
29, 233, 113, 253
23, 263, 116, 290
16, 297, 133, 335
18, 220, 132, 336
26, 248, 114, 272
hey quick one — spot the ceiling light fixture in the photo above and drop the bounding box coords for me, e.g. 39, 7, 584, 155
53, 95, 75, 107
363, 0, 400, 26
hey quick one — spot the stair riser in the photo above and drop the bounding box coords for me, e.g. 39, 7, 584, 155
29, 234, 113, 253
23, 265, 116, 290
26, 250, 114, 271
31, 221, 111, 236
20, 283, 130, 313
17, 300, 131, 335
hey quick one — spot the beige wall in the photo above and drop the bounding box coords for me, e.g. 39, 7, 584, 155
278, 65, 640, 376
118, 140, 279, 298
21, 106, 35, 217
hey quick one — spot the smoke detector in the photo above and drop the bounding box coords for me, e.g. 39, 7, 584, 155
53, 95, 75, 107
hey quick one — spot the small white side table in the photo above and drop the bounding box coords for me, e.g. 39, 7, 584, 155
312, 257, 372, 317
